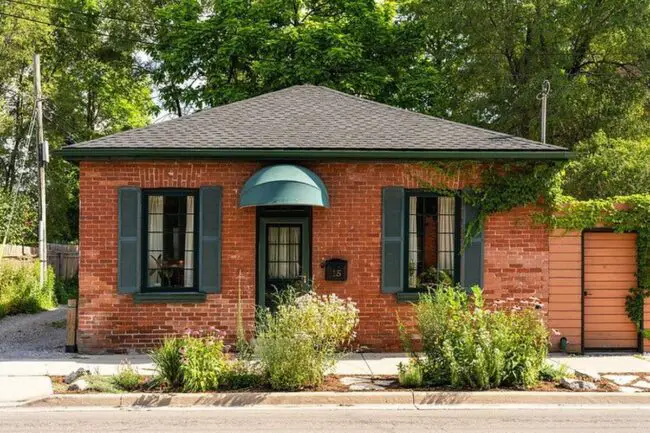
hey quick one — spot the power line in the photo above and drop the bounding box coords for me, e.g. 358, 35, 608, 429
3, 0, 157, 28
0, 11, 155, 46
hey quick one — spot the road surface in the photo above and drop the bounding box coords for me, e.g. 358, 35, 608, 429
2, 406, 650, 432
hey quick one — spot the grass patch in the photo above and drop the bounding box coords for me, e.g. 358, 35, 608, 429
0, 261, 56, 318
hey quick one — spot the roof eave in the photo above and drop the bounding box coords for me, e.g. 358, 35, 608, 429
58, 148, 572, 162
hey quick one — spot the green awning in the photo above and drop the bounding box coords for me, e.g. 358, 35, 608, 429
239, 164, 330, 208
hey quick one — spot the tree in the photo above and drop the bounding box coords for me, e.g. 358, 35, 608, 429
0, 0, 156, 244
563, 132, 650, 199
403, 0, 650, 147
148, 0, 446, 114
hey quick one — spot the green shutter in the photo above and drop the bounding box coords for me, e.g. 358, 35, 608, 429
199, 186, 222, 293
118, 187, 141, 294
461, 200, 484, 289
381, 187, 405, 293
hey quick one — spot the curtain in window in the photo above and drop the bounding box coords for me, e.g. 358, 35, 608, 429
148, 196, 164, 287
437, 197, 455, 274
267, 226, 300, 279
408, 196, 418, 288
184, 196, 195, 287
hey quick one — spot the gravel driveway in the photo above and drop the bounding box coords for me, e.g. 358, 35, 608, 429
0, 306, 68, 359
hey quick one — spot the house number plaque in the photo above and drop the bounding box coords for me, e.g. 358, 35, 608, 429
324, 258, 347, 281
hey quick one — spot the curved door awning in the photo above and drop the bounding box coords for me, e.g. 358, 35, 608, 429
239, 164, 330, 208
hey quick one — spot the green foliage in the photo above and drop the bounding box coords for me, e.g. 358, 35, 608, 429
414, 285, 548, 389
0, 261, 55, 318
221, 361, 265, 390
404, 0, 650, 148
54, 275, 78, 304
112, 361, 143, 392
564, 133, 650, 200
84, 374, 122, 393
148, 0, 444, 114
398, 359, 424, 388
151, 329, 230, 392
426, 161, 565, 245
150, 337, 184, 389
255, 290, 359, 390
179, 329, 229, 392
0, 190, 38, 245
539, 363, 571, 383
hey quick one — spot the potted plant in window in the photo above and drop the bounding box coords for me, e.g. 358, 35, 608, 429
149, 254, 174, 287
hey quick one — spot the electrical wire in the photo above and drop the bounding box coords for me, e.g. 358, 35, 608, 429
0, 103, 37, 260
0, 10, 155, 46
3, 0, 157, 27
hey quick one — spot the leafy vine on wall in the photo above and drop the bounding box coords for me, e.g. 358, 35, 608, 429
424, 162, 650, 337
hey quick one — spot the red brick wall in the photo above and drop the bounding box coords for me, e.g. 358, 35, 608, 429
77, 161, 550, 352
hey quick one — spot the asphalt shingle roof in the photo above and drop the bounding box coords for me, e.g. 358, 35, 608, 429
66, 85, 566, 153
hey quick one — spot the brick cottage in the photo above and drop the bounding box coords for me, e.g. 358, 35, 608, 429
61, 85, 578, 353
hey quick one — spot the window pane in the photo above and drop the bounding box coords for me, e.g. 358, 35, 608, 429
147, 193, 196, 289
407, 195, 457, 289
437, 197, 455, 278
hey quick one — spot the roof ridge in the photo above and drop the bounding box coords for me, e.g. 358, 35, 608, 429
313, 85, 554, 148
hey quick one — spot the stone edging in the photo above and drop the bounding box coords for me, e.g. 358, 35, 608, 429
23, 391, 650, 408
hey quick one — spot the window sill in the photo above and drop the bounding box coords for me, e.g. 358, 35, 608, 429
133, 292, 207, 304
396, 292, 424, 303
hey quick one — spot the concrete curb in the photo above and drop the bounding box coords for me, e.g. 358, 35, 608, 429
22, 391, 650, 408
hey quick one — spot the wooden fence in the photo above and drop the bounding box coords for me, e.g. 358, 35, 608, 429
0, 243, 79, 279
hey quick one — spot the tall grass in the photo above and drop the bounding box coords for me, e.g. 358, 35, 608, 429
0, 261, 56, 318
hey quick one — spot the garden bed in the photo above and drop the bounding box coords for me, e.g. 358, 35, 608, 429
50, 373, 618, 394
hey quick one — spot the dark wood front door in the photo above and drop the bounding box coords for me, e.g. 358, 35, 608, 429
257, 216, 310, 309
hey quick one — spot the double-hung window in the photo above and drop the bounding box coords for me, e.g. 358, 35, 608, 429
405, 191, 462, 291
142, 190, 199, 292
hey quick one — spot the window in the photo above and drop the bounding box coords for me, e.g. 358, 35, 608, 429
143, 190, 198, 292
405, 193, 461, 290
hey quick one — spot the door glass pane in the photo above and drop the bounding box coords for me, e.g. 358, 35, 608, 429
267, 225, 301, 279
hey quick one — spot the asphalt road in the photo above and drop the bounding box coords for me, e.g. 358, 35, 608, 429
2, 406, 650, 432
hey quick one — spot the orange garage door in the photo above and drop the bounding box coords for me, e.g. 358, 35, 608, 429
583, 232, 638, 350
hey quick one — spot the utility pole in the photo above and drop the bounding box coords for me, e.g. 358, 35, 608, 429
537, 80, 551, 144
34, 54, 48, 287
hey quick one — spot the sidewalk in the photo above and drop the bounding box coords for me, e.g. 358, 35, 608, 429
0, 352, 409, 377
2, 352, 650, 407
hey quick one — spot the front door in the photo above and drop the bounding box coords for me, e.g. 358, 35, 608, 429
257, 215, 310, 309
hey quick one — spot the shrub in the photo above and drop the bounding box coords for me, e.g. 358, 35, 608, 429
539, 363, 571, 383
179, 328, 229, 392
54, 276, 78, 304
0, 261, 55, 318
221, 361, 265, 390
150, 337, 184, 389
255, 290, 359, 390
398, 360, 424, 388
112, 361, 143, 391
151, 328, 230, 392
415, 285, 548, 390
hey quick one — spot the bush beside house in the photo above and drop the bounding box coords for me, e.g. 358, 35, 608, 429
0, 261, 56, 318
401, 286, 548, 390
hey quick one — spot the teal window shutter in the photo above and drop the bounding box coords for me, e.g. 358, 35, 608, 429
118, 187, 141, 294
381, 187, 405, 293
199, 186, 222, 293
461, 200, 484, 289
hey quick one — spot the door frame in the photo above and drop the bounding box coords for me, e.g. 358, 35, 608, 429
581, 228, 642, 353
256, 208, 311, 309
